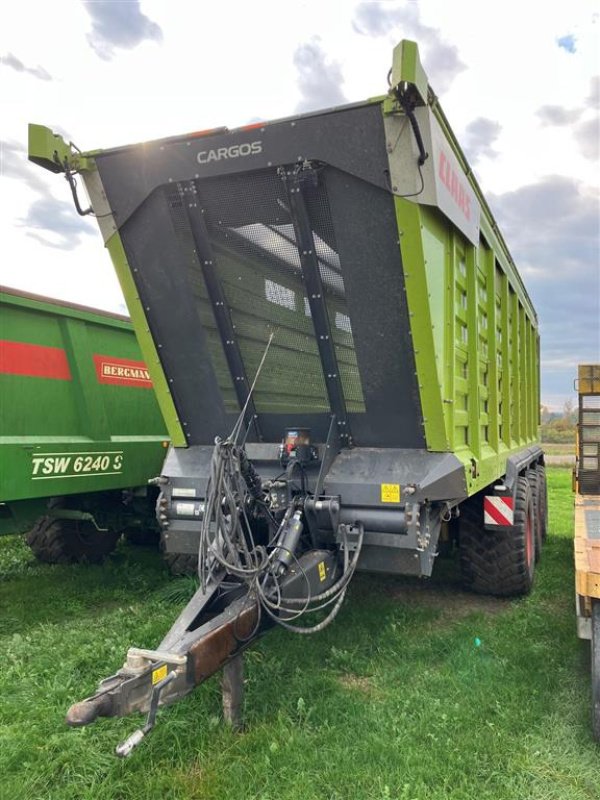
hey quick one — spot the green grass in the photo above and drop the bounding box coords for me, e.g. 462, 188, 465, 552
1, 468, 598, 799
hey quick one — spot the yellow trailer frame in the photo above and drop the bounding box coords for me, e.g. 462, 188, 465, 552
573, 364, 600, 739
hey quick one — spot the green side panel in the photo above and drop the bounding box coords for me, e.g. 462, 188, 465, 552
1, 441, 168, 505
104, 231, 187, 446
394, 197, 448, 452
395, 197, 541, 497
0, 289, 169, 504
419, 208, 447, 396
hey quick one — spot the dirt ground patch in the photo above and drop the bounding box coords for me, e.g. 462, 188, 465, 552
385, 580, 511, 620
337, 674, 375, 693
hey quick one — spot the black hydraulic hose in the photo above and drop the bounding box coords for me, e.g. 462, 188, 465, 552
62, 156, 93, 216
239, 449, 262, 499
280, 522, 365, 606
399, 98, 429, 166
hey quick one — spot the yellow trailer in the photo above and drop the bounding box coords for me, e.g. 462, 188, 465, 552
573, 364, 600, 739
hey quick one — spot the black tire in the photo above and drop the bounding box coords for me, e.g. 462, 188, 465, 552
459, 476, 536, 596
25, 516, 120, 564
536, 465, 548, 542
160, 531, 198, 575
592, 600, 600, 741
526, 468, 542, 562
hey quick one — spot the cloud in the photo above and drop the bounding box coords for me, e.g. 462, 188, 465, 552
536, 76, 599, 161
536, 105, 582, 126
574, 117, 600, 160
487, 176, 600, 387
20, 196, 96, 250
352, 2, 466, 95
1, 52, 52, 80
587, 76, 600, 109
1, 140, 49, 193
82, 0, 163, 60
352, 2, 396, 36
556, 34, 576, 53
293, 38, 347, 112
462, 117, 501, 163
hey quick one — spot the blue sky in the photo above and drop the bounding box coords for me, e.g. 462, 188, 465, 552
1, 0, 598, 410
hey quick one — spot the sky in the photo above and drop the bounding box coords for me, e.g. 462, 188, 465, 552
1, 0, 599, 410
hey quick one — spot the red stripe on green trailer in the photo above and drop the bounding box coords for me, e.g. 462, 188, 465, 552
0, 340, 72, 380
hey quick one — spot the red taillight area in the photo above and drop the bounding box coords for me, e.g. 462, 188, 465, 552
186, 127, 229, 139
238, 121, 266, 131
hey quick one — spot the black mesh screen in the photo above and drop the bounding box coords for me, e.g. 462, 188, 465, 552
166, 187, 239, 412
304, 184, 364, 409
166, 166, 365, 415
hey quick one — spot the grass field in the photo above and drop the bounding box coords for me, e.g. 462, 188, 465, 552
1, 468, 598, 800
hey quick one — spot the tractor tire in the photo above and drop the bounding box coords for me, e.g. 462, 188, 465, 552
592, 600, 600, 741
459, 475, 535, 597
526, 468, 543, 562
25, 516, 120, 564
536, 465, 548, 543
160, 531, 198, 575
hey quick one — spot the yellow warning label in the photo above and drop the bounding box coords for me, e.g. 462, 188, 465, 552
381, 483, 401, 503
152, 664, 168, 685
318, 561, 327, 582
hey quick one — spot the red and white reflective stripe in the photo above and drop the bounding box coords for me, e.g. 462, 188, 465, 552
484, 495, 514, 526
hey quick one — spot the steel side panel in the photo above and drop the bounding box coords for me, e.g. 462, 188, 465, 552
324, 448, 467, 506
0, 441, 167, 503
0, 289, 168, 502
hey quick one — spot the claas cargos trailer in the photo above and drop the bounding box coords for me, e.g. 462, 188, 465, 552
0, 285, 169, 562
29, 40, 546, 755
573, 364, 600, 739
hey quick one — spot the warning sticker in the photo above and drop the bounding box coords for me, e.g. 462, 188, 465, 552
318, 561, 327, 582
152, 664, 168, 685
381, 483, 401, 503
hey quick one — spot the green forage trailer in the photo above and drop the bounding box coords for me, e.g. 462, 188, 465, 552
0, 286, 169, 561
29, 39, 545, 754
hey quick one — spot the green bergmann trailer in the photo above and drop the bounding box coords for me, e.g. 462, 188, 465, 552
0, 286, 168, 562
29, 40, 546, 755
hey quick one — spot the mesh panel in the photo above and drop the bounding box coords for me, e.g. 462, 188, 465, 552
304, 182, 365, 410
165, 167, 365, 416
165, 187, 239, 412
190, 171, 329, 413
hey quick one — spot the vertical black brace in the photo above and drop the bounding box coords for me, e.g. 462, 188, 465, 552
181, 181, 262, 441
280, 165, 351, 446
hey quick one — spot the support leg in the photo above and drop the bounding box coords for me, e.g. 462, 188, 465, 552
222, 653, 244, 731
